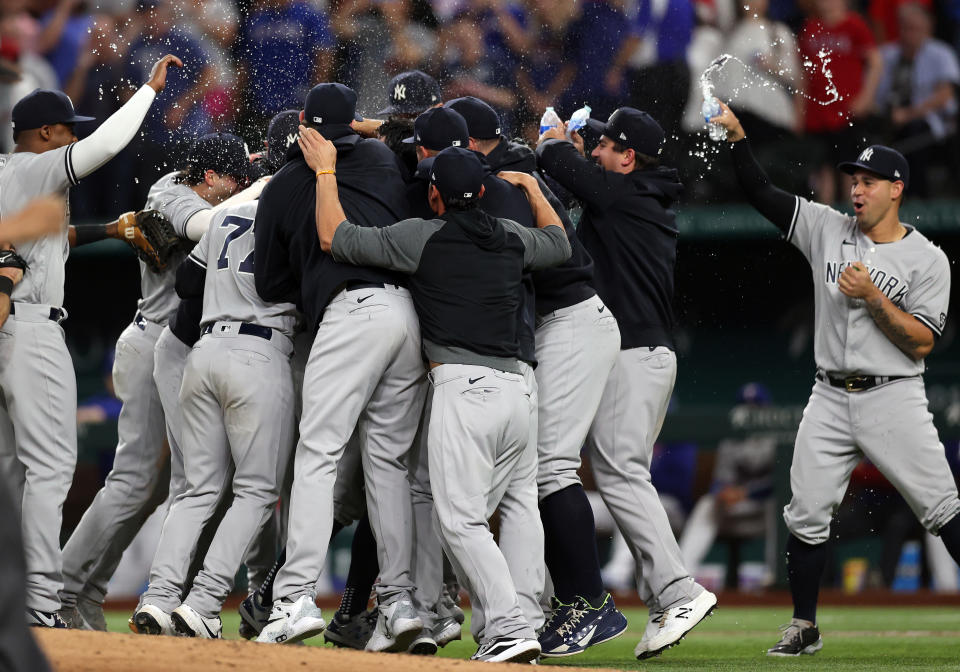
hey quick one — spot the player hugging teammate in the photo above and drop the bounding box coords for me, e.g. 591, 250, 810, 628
4, 52, 954, 667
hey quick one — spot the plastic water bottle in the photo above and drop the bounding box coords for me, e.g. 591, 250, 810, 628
701, 97, 727, 142
892, 541, 921, 592
539, 106, 562, 135
567, 104, 592, 138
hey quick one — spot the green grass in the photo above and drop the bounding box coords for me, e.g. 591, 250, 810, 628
105, 606, 960, 671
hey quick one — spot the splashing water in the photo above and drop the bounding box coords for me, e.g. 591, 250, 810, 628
700, 55, 731, 142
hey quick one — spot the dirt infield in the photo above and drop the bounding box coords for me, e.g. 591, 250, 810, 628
35, 630, 613, 672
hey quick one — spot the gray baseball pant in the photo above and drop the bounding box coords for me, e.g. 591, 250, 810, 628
535, 295, 620, 499
586, 346, 699, 610
429, 364, 535, 643
176, 327, 296, 618
60, 317, 168, 610
153, 325, 191, 499
273, 286, 424, 605
784, 377, 960, 544
0, 305, 77, 613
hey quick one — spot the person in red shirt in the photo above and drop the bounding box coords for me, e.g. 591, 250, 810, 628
799, 0, 884, 203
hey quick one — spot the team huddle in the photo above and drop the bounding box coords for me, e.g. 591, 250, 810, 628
1, 49, 958, 665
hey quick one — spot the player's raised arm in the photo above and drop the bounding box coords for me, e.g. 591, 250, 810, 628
710, 101, 797, 235
69, 54, 183, 180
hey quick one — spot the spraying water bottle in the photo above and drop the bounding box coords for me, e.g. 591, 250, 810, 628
701, 96, 727, 142
539, 106, 562, 135
567, 104, 592, 138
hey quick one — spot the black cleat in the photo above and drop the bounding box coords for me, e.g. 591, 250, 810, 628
767, 622, 823, 656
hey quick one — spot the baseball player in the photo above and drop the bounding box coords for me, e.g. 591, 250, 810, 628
137, 196, 298, 639
301, 131, 570, 662
399, 105, 546, 652
60, 132, 254, 632
710, 103, 960, 656
537, 108, 717, 659
254, 83, 425, 650
449, 95, 629, 657
0, 54, 182, 628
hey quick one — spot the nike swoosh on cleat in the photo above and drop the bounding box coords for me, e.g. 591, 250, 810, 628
578, 624, 598, 645
30, 610, 56, 627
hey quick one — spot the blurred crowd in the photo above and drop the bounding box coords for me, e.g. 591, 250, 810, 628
0, 0, 957, 212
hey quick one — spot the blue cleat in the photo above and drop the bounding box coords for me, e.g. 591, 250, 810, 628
538, 593, 628, 658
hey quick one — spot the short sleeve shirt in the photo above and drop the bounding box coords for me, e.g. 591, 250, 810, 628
787, 196, 950, 376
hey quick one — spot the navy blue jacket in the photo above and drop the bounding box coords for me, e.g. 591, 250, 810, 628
254, 126, 409, 329
537, 139, 681, 350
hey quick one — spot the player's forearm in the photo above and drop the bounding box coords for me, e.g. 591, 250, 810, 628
70, 85, 156, 180
0, 295, 10, 329
316, 174, 346, 252
183, 179, 268, 241
525, 185, 562, 230
729, 138, 796, 235
68, 221, 118, 248
864, 292, 934, 360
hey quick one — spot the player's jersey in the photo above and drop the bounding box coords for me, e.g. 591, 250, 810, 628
188, 200, 298, 338
788, 196, 950, 376
0, 147, 77, 307
138, 171, 210, 324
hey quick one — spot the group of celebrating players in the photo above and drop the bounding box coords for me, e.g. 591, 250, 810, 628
2, 44, 959, 667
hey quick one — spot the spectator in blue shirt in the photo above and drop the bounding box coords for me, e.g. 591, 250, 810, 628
237, 0, 335, 143
37, 0, 93, 87
608, 0, 694, 150
122, 0, 216, 204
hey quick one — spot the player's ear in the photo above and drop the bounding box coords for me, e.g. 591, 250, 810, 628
622, 148, 635, 170
204, 169, 218, 186
38, 125, 51, 142
891, 181, 904, 202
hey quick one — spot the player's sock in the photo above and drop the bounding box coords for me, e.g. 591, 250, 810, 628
786, 534, 827, 623
938, 513, 960, 564
338, 515, 379, 617
539, 484, 604, 604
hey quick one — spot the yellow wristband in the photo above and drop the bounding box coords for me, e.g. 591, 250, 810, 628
316, 170, 335, 179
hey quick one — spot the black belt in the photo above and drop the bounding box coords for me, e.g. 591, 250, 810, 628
201, 322, 273, 341
345, 281, 386, 291
816, 371, 912, 392
10, 303, 64, 322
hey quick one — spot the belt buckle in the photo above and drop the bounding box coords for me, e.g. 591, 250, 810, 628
845, 376, 868, 392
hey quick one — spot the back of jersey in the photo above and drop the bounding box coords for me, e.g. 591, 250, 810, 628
188, 200, 298, 338
0, 149, 75, 307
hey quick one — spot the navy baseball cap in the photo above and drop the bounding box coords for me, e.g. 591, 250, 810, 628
12, 89, 94, 133
379, 70, 442, 117
430, 147, 484, 201
402, 107, 470, 151
838, 145, 910, 189
266, 110, 300, 166
586, 107, 665, 157
444, 96, 501, 140
187, 132, 252, 180
304, 83, 363, 127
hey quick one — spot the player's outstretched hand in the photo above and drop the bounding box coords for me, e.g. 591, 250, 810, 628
710, 101, 746, 143
0, 195, 65, 243
298, 125, 337, 174
146, 54, 183, 93
350, 118, 384, 138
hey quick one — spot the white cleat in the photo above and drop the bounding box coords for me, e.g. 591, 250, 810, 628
131, 604, 176, 636
256, 595, 326, 645
172, 604, 223, 639
472, 637, 541, 663
365, 597, 423, 653
635, 589, 717, 659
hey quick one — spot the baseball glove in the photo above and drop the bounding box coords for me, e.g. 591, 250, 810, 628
0, 248, 27, 272
117, 209, 181, 273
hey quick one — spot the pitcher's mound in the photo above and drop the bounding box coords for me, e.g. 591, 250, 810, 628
35, 629, 613, 672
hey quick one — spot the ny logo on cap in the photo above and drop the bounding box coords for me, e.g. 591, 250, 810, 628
394, 84, 407, 101
859, 147, 874, 162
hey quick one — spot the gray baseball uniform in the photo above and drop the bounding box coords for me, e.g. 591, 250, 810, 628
60, 171, 207, 612
0, 147, 78, 614
327, 212, 570, 642
143, 201, 298, 618
781, 197, 959, 543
